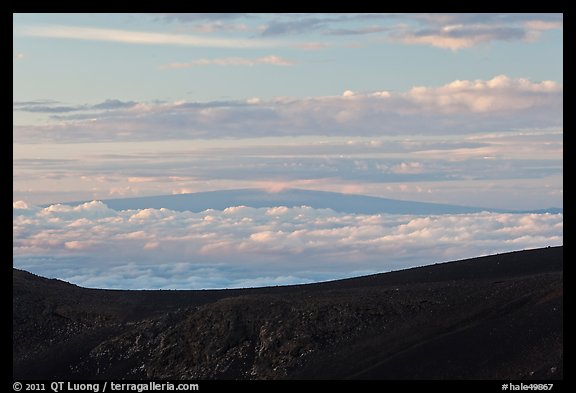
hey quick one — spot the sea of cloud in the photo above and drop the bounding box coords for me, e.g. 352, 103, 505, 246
12, 200, 563, 289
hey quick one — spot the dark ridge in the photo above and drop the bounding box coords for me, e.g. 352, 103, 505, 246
13, 246, 562, 380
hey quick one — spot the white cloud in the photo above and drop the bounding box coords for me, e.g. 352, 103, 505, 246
13, 76, 562, 143
13, 202, 562, 289
20, 25, 271, 48
161, 55, 294, 69
405, 75, 561, 113
13, 201, 30, 209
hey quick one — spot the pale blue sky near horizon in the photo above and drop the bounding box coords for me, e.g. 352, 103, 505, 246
13, 13, 563, 289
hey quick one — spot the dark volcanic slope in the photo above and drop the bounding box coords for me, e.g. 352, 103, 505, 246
13, 247, 563, 380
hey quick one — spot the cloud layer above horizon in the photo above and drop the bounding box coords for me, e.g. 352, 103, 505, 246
13, 201, 563, 289
13, 75, 562, 143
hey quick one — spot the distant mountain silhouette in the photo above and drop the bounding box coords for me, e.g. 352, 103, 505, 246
13, 246, 563, 380
58, 188, 562, 214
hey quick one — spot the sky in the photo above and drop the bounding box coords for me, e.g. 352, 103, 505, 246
13, 13, 563, 289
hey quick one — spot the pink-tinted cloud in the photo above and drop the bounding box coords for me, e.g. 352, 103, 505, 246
13, 76, 562, 143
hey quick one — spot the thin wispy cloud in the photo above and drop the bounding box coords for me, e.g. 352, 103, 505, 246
187, 13, 561, 49
389, 14, 563, 50
13, 128, 562, 210
20, 25, 273, 48
390, 23, 560, 51
291, 42, 329, 50
13, 99, 137, 114
146, 13, 564, 50
15, 14, 563, 58
156, 13, 250, 22
161, 55, 295, 69
327, 26, 390, 36
190, 21, 249, 33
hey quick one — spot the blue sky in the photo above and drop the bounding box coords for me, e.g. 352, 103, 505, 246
13, 14, 563, 289
14, 14, 562, 110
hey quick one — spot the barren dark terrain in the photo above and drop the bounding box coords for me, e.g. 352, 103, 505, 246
13, 246, 562, 380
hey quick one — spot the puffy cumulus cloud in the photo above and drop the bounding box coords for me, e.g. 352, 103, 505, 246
39, 201, 117, 220
13, 202, 562, 290
13, 76, 562, 143
13, 200, 31, 209
405, 75, 562, 113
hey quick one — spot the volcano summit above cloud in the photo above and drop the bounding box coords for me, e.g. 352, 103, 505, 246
17, 188, 562, 290
61, 188, 562, 215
